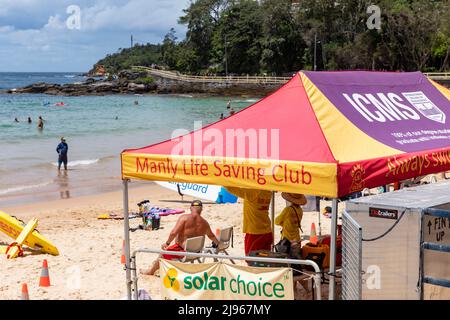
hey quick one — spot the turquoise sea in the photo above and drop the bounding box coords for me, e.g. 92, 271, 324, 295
0, 73, 257, 207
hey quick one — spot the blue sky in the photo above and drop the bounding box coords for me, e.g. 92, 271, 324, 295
0, 0, 189, 72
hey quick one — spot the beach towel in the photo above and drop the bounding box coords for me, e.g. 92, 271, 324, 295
142, 207, 184, 217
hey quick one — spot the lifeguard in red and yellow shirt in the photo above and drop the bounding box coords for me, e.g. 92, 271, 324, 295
225, 187, 273, 256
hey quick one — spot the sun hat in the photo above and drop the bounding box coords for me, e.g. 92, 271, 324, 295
281, 192, 305, 205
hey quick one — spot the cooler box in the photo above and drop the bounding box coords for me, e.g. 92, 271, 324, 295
301, 243, 330, 269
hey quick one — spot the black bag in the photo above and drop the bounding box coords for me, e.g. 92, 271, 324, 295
274, 238, 291, 254
248, 250, 288, 267
151, 215, 160, 230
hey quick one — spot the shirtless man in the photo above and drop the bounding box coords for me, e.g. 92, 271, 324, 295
141, 200, 219, 275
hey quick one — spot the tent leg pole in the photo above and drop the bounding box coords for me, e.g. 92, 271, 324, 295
123, 179, 132, 300
329, 198, 338, 300
318, 197, 322, 237
271, 191, 275, 250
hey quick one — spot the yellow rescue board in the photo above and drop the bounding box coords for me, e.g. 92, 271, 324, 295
0, 211, 59, 256
7, 218, 38, 259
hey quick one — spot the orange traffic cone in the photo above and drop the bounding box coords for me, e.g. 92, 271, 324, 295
310, 223, 318, 245
21, 283, 29, 300
39, 259, 51, 287
121, 240, 126, 265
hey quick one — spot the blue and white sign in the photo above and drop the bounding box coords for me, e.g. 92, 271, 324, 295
155, 181, 238, 204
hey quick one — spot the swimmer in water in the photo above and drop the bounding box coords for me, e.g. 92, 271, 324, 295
37, 116, 44, 129
14, 117, 19, 123
28, 117, 32, 124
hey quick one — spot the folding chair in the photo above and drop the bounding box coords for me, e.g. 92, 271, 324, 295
203, 226, 235, 264
180, 236, 205, 264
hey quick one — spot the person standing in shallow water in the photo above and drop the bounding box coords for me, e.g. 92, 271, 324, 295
37, 116, 44, 129
28, 117, 32, 124
56, 137, 69, 171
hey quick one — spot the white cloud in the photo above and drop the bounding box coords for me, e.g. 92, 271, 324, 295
80, 0, 188, 32
0, 0, 189, 71
44, 14, 67, 30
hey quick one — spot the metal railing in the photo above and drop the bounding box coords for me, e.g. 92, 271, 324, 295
424, 72, 450, 80
131, 66, 293, 84
129, 248, 322, 300
131, 66, 450, 84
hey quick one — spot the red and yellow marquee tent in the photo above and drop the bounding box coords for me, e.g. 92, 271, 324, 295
122, 71, 450, 198
120, 71, 450, 300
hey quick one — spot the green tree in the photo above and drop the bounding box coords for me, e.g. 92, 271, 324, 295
178, 0, 230, 73
93, 0, 450, 75
377, 0, 448, 71
259, 0, 306, 74
94, 43, 162, 74
162, 28, 179, 69
212, 0, 264, 75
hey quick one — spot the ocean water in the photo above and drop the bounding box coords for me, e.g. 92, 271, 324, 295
0, 72, 86, 90
0, 73, 257, 207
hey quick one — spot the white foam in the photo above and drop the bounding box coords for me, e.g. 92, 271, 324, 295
233, 99, 258, 103
52, 159, 100, 167
0, 181, 53, 195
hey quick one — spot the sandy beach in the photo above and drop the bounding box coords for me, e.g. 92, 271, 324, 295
0, 182, 334, 300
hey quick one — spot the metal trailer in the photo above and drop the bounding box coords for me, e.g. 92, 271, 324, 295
342, 180, 450, 300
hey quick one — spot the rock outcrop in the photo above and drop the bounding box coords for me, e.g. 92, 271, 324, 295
87, 64, 108, 77
4, 69, 283, 96
4, 68, 449, 96
4, 71, 157, 96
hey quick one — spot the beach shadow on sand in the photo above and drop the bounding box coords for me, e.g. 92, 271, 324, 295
0, 241, 47, 257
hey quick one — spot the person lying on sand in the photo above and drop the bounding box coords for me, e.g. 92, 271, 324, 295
140, 200, 219, 276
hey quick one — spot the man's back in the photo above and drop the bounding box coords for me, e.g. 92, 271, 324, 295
176, 214, 210, 246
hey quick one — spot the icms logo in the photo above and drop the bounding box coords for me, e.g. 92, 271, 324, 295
402, 91, 446, 124
343, 91, 446, 124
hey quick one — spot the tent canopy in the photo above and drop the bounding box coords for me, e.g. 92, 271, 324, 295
121, 71, 450, 198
